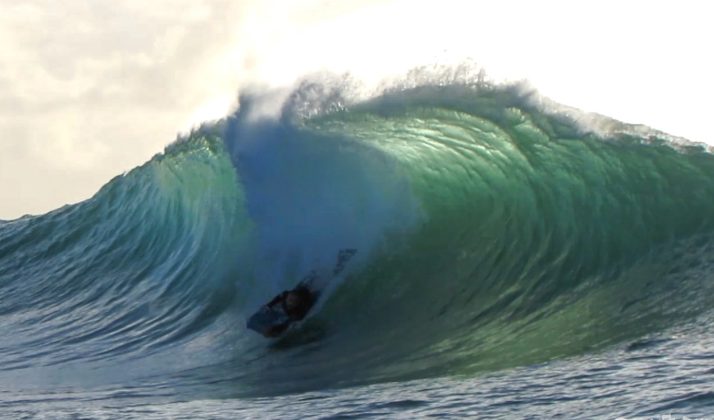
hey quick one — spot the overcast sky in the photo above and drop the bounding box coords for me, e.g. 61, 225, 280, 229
2, 0, 713, 219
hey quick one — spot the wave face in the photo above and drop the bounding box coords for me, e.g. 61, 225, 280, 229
2, 82, 714, 399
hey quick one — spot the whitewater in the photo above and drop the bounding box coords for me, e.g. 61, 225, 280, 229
1, 78, 714, 418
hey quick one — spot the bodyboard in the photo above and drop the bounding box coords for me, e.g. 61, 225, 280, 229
246, 305, 291, 337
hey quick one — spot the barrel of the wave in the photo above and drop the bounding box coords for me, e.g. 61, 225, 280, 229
291, 86, 714, 374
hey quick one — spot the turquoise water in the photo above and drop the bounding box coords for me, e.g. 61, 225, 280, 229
1, 81, 713, 418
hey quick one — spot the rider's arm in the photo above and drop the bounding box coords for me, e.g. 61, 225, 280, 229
267, 292, 287, 308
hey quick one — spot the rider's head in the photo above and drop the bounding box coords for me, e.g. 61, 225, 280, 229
285, 291, 304, 311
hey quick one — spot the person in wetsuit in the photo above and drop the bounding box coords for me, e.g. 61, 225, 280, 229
263, 283, 318, 337
254, 249, 357, 337
267, 284, 317, 320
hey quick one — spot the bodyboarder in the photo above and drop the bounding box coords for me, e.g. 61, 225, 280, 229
247, 249, 357, 337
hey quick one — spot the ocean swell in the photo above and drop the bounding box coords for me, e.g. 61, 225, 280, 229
1, 80, 714, 398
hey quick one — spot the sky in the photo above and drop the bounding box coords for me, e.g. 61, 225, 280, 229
1, 0, 713, 219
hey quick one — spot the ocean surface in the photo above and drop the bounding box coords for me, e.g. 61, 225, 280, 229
1, 79, 714, 419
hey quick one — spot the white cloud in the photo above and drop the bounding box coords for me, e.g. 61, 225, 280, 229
0, 0, 248, 219
1, 0, 713, 219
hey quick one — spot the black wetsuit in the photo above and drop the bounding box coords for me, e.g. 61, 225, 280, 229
267, 285, 316, 320
264, 285, 318, 336
266, 249, 354, 321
